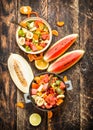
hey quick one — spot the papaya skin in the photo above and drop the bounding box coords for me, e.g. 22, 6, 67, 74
44, 34, 78, 62
47, 50, 85, 74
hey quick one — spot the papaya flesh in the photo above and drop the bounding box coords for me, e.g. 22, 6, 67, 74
44, 34, 78, 62
47, 50, 85, 74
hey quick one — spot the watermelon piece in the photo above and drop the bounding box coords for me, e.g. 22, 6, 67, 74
47, 50, 85, 74
44, 34, 78, 62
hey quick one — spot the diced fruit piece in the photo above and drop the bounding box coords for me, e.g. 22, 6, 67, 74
44, 34, 78, 62
60, 82, 66, 89
35, 59, 49, 70
56, 87, 62, 94
38, 22, 44, 30
20, 21, 27, 28
18, 37, 25, 45
39, 42, 47, 48
29, 113, 41, 126
40, 74, 49, 83
56, 80, 61, 85
34, 76, 41, 84
22, 28, 28, 33
57, 94, 65, 99
42, 83, 48, 91
33, 34, 39, 40
35, 20, 43, 28
56, 99, 63, 106
30, 43, 37, 51
25, 41, 31, 46
25, 46, 31, 51
31, 89, 37, 95
32, 83, 39, 89
45, 94, 56, 106
26, 31, 33, 39
37, 84, 44, 92
41, 34, 50, 40
35, 96, 45, 106
18, 29, 25, 37
48, 50, 85, 74
29, 22, 34, 28
45, 103, 52, 109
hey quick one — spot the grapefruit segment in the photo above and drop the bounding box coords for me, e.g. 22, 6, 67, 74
44, 34, 78, 62
47, 50, 85, 74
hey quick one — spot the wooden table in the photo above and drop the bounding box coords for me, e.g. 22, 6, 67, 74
0, 0, 93, 130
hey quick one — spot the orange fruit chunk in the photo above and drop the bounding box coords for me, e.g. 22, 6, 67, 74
57, 21, 64, 27
52, 30, 58, 36
16, 102, 25, 108
20, 6, 32, 15
56, 99, 63, 106
48, 111, 53, 119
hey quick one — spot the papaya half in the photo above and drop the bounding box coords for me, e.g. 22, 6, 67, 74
44, 34, 78, 62
47, 50, 85, 74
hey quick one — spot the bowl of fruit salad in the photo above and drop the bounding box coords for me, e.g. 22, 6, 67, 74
16, 17, 52, 54
29, 72, 66, 111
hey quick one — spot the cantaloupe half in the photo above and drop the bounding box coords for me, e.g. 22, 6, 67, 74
47, 50, 85, 74
44, 34, 78, 62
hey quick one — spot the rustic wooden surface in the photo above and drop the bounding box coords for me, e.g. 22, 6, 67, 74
0, 0, 93, 130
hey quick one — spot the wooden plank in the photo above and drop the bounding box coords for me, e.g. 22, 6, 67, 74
0, 0, 93, 130
16, 0, 48, 130
47, 0, 80, 130
0, 0, 17, 130
79, 0, 93, 130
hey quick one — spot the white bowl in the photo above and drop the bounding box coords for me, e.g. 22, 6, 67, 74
16, 17, 52, 54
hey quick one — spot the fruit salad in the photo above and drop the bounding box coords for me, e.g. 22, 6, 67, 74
16, 17, 52, 54
30, 73, 66, 110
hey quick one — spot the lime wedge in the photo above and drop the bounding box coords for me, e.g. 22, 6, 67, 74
29, 113, 42, 126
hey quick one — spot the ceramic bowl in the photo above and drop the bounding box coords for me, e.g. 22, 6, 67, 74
16, 17, 52, 54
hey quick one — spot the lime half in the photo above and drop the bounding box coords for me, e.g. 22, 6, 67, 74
29, 113, 42, 126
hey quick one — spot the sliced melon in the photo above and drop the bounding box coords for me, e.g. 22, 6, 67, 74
47, 50, 85, 74
44, 34, 78, 62
8, 53, 34, 93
